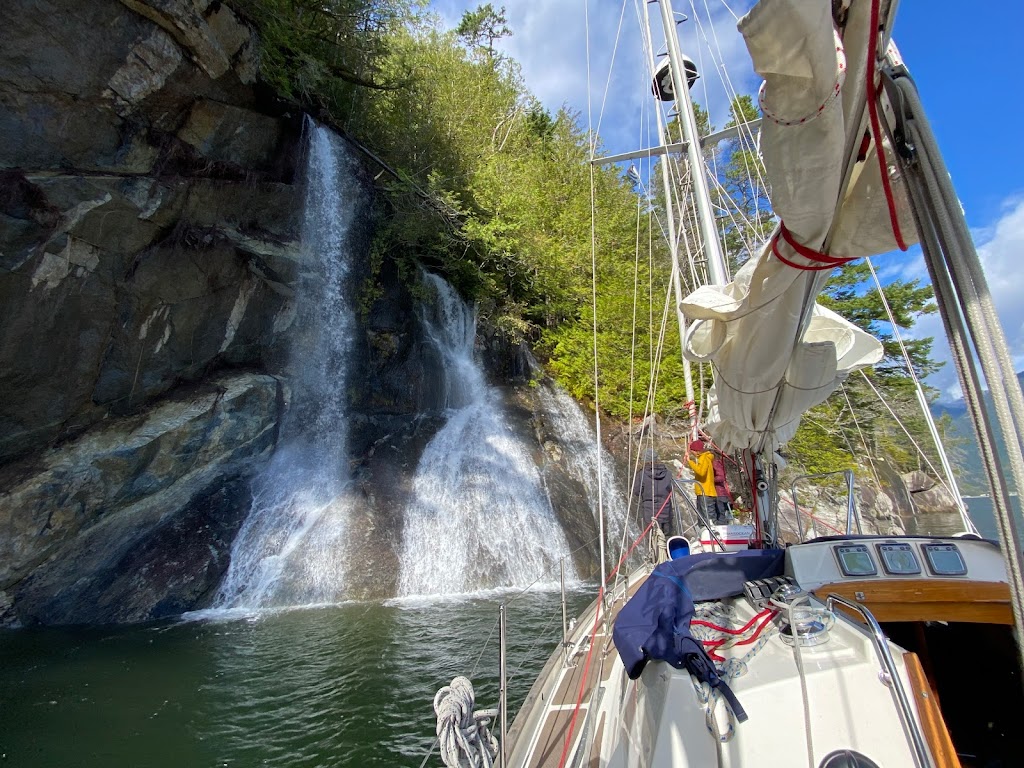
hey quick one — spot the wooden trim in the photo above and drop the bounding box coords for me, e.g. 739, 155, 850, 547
813, 579, 1012, 625
903, 652, 961, 768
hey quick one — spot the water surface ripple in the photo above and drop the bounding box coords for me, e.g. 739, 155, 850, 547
0, 591, 592, 767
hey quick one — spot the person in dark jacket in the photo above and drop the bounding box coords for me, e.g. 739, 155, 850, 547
632, 448, 676, 536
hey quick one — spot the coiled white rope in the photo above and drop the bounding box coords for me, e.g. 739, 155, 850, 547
690, 603, 777, 742
433, 676, 499, 768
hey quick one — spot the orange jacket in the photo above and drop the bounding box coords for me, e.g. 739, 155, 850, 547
688, 451, 716, 498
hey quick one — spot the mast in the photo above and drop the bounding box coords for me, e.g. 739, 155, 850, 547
654, 1, 776, 542
655, 0, 729, 287
641, 1, 698, 440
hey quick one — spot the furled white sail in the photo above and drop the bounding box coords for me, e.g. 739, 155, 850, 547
681, 0, 916, 453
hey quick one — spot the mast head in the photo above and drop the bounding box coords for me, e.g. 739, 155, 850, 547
652, 55, 698, 102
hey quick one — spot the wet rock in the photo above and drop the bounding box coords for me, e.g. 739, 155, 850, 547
118, 0, 253, 81
0, 372, 280, 625
903, 470, 936, 493
105, 27, 184, 115
177, 100, 284, 171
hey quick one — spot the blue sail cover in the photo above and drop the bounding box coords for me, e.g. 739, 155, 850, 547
612, 550, 785, 721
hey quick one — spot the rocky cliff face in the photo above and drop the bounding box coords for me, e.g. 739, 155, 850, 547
0, 0, 316, 625
0, 0, 610, 624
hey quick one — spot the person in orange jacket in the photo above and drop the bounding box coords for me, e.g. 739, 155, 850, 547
686, 439, 729, 525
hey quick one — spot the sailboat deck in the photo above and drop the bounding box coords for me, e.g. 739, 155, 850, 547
509, 574, 648, 768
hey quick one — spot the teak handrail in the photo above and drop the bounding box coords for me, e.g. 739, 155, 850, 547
814, 579, 1012, 625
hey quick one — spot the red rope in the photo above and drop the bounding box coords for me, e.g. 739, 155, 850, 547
556, 585, 604, 768
693, 607, 775, 636
866, 0, 907, 251
703, 610, 778, 662
608, 513, 658, 582
798, 506, 845, 536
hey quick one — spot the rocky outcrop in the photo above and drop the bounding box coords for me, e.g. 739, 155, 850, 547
1, 0, 305, 462
0, 0, 313, 624
903, 469, 961, 514
0, 373, 280, 625
0, 0, 649, 622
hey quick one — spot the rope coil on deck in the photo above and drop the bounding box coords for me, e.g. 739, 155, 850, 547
433, 676, 499, 768
690, 604, 779, 742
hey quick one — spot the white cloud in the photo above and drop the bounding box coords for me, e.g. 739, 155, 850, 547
909, 196, 1024, 401
429, 0, 759, 159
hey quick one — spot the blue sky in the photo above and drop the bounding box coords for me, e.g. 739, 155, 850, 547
428, 0, 1024, 400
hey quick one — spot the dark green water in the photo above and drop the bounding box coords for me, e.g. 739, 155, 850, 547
0, 590, 593, 767
964, 495, 1024, 547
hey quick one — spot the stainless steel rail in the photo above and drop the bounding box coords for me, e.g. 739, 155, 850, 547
825, 594, 934, 768
790, 469, 860, 541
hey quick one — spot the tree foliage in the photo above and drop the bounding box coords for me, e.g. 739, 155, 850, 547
456, 3, 511, 59
230, 0, 414, 109
231, 2, 956, 482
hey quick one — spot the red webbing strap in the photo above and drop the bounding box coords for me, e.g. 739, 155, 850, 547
770, 221, 857, 272
866, 0, 908, 251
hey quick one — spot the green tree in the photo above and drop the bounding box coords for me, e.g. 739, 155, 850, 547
456, 4, 511, 60
230, 0, 413, 110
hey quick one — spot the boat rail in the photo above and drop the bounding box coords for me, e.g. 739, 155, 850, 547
824, 593, 934, 768
791, 469, 860, 541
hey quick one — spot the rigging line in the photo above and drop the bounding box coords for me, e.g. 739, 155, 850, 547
627, 80, 654, 461
896, 82, 1023, 639
858, 368, 959, 500
631, 272, 675, 491
673, 166, 713, 425
623, 138, 649, 569
594, 0, 631, 142
638, 277, 675, 446
717, 0, 742, 24
617, 210, 650, 581
840, 383, 883, 490
470, 615, 502, 677
694, 0, 770, 195
677, 162, 705, 285
706, 169, 758, 256
507, 607, 564, 684
503, 532, 609, 610
683, 0, 729, 277
680, 8, 754, 282
584, 0, 608, 592
627, 165, 643, 486
864, 256, 968, 517
679, 0, 761, 207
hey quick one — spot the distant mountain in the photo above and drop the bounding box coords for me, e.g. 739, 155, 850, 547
930, 371, 1024, 495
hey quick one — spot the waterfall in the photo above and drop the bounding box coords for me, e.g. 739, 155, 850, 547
215, 122, 358, 610
535, 382, 630, 554
397, 273, 576, 597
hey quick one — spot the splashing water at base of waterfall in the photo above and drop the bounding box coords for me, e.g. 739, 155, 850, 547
534, 382, 631, 556
215, 121, 358, 611
397, 274, 576, 598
